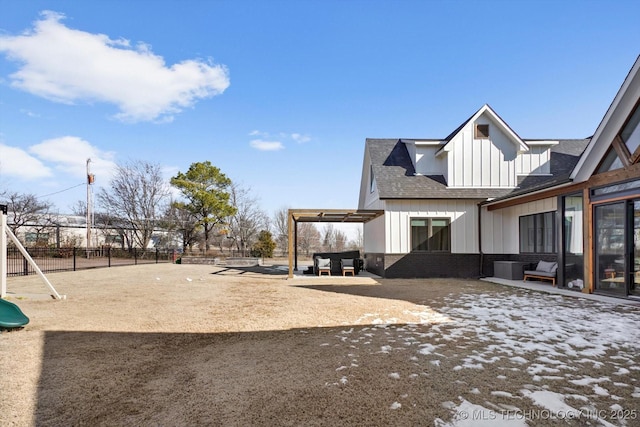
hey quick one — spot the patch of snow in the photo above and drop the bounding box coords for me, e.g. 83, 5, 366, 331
390, 402, 401, 410
610, 403, 623, 411
521, 389, 577, 415
436, 398, 528, 427
527, 364, 560, 375
614, 367, 630, 375
490, 391, 515, 398
389, 372, 400, 379
570, 376, 610, 386
418, 343, 438, 355
593, 385, 609, 396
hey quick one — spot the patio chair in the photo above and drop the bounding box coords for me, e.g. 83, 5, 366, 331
315, 257, 331, 276
341, 259, 355, 276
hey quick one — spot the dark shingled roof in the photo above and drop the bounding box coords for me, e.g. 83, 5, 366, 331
366, 138, 590, 201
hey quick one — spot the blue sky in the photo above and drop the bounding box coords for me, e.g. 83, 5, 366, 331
1, 0, 639, 223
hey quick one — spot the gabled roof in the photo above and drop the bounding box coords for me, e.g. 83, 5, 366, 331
366, 137, 589, 201
435, 104, 529, 156
366, 139, 514, 200
571, 55, 640, 181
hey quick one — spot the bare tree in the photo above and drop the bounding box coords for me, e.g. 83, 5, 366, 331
93, 212, 130, 249
97, 160, 170, 249
321, 223, 336, 252
227, 183, 269, 256
297, 222, 321, 256
159, 201, 202, 252
4, 191, 54, 236
347, 227, 364, 251
69, 200, 87, 216
334, 229, 347, 252
272, 207, 289, 256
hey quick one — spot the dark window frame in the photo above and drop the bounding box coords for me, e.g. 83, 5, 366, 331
519, 211, 556, 254
410, 217, 451, 252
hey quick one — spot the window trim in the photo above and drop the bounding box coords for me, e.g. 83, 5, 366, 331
475, 124, 490, 139
519, 211, 556, 254
410, 217, 451, 252
369, 165, 376, 193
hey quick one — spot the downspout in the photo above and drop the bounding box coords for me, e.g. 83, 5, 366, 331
478, 203, 484, 278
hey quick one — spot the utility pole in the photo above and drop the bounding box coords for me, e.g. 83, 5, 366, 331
86, 158, 95, 257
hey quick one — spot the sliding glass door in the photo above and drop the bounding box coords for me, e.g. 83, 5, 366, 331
594, 199, 640, 298
594, 203, 626, 296
632, 201, 640, 297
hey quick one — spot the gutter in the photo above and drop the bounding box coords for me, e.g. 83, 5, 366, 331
480, 179, 576, 210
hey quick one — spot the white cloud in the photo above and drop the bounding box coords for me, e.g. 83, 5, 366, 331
250, 139, 284, 151
0, 11, 230, 122
291, 133, 311, 143
29, 136, 117, 181
0, 143, 52, 179
248, 130, 311, 149
19, 109, 40, 118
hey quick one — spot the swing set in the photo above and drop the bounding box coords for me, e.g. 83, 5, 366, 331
1, 204, 64, 329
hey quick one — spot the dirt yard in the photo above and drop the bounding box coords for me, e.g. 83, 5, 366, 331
1, 264, 639, 426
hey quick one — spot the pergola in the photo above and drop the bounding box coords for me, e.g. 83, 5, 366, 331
287, 209, 384, 278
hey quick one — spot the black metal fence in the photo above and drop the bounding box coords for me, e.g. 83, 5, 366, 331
6, 246, 176, 277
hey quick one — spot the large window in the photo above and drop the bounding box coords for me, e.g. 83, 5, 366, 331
519, 212, 556, 253
620, 103, 640, 157
563, 194, 584, 289
411, 218, 450, 252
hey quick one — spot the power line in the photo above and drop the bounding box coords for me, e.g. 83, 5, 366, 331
37, 183, 85, 199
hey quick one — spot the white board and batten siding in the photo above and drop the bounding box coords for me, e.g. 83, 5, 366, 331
481, 197, 557, 254
384, 199, 480, 254
516, 141, 556, 176
363, 215, 385, 253
444, 116, 519, 188
413, 143, 447, 176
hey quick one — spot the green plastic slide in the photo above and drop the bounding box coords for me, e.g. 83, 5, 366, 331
0, 299, 30, 329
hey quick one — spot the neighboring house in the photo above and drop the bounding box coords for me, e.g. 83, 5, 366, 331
359, 55, 640, 300
7, 212, 181, 249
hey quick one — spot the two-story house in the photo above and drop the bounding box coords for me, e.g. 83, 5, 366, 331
358, 55, 639, 300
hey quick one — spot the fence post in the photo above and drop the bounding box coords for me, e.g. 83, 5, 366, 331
73, 247, 76, 271
134, 248, 137, 265
155, 248, 159, 264
108, 246, 111, 267
23, 256, 29, 276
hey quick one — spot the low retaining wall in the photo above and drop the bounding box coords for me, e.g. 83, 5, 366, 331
179, 256, 261, 267
179, 256, 220, 265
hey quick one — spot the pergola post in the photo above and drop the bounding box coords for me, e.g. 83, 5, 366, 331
287, 210, 295, 278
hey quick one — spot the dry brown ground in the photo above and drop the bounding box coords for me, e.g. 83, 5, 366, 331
0, 264, 639, 427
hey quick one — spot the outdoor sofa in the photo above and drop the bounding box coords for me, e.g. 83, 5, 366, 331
312, 250, 363, 276
523, 260, 558, 286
